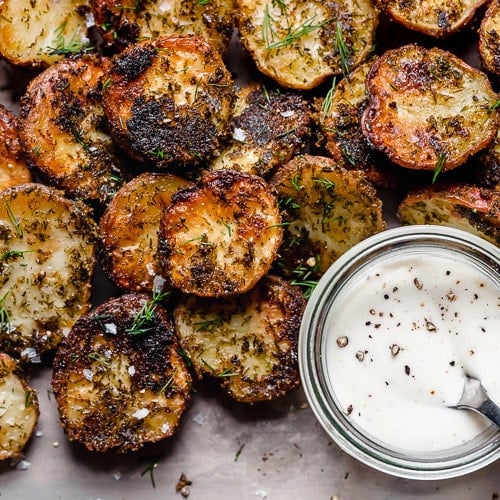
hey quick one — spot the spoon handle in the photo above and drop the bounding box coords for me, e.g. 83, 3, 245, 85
477, 399, 500, 427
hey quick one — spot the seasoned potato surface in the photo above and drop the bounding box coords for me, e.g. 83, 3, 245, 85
479, 0, 500, 76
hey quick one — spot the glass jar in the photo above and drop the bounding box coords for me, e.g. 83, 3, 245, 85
299, 225, 500, 479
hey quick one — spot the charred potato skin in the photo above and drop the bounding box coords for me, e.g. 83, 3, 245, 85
158, 169, 283, 297
0, 0, 91, 67
0, 352, 39, 461
52, 293, 191, 453
0, 183, 98, 360
397, 184, 500, 246
102, 35, 234, 168
475, 128, 500, 191
235, 0, 378, 90
91, 0, 235, 54
271, 155, 385, 279
375, 0, 489, 37
174, 275, 305, 403
0, 104, 32, 191
18, 54, 127, 205
211, 83, 313, 178
361, 44, 498, 171
99, 172, 192, 293
479, 0, 500, 76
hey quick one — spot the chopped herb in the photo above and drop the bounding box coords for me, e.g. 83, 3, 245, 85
197, 0, 210, 4
321, 77, 337, 123
290, 258, 320, 298
109, 173, 123, 183
432, 152, 447, 184
1, 249, 32, 261
234, 443, 245, 461
334, 22, 351, 76
70, 124, 90, 151
0, 292, 11, 333
277, 127, 297, 138
46, 20, 90, 56
141, 462, 157, 489
102, 77, 112, 91
31, 145, 42, 157
178, 348, 192, 368
3, 197, 22, 237
158, 368, 178, 394
126, 290, 170, 336
25, 390, 33, 408
219, 367, 239, 378
278, 196, 301, 210
194, 315, 224, 333
488, 98, 499, 113
200, 357, 215, 371
288, 174, 302, 191
313, 177, 336, 190
262, 5, 276, 48
262, 84, 271, 104
266, 16, 331, 51
88, 352, 111, 367
222, 221, 232, 237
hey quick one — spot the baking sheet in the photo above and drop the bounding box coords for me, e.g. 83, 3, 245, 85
0, 15, 499, 500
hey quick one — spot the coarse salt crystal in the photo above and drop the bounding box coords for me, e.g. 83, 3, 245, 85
254, 490, 267, 499
128, 365, 136, 376
82, 369, 93, 381
280, 110, 295, 118
233, 127, 247, 142
16, 460, 31, 470
132, 408, 149, 419
20, 348, 41, 363
161, 423, 170, 433
104, 323, 117, 335
153, 275, 166, 293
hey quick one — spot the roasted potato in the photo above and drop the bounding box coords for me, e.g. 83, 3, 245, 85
52, 293, 191, 453
0, 0, 92, 67
210, 83, 313, 177
479, 0, 500, 76
0, 104, 32, 191
475, 127, 500, 191
18, 54, 127, 205
91, 0, 235, 54
317, 60, 399, 188
270, 155, 385, 287
174, 275, 305, 402
0, 183, 97, 361
0, 352, 39, 461
235, 0, 378, 89
361, 45, 498, 172
99, 172, 192, 293
102, 35, 234, 169
158, 169, 283, 297
374, 0, 489, 37
397, 184, 500, 246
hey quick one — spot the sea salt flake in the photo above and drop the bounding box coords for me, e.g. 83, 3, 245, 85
280, 110, 295, 118
16, 460, 31, 470
20, 347, 41, 363
104, 323, 117, 335
82, 369, 94, 382
153, 274, 166, 293
128, 365, 136, 376
132, 408, 149, 419
233, 127, 247, 142
254, 490, 268, 499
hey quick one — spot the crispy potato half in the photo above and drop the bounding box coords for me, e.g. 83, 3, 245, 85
375, 0, 488, 37
479, 0, 500, 76
270, 155, 385, 289
158, 169, 283, 297
0, 183, 97, 361
0, 352, 39, 461
103, 35, 234, 168
210, 83, 313, 177
91, 0, 235, 54
18, 54, 127, 205
0, 0, 91, 67
397, 184, 500, 246
318, 60, 399, 188
174, 275, 305, 402
99, 172, 192, 293
361, 45, 498, 172
236, 0, 378, 89
475, 127, 500, 191
52, 293, 191, 453
0, 104, 32, 191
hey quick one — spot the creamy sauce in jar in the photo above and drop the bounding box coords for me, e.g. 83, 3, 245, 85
324, 253, 500, 453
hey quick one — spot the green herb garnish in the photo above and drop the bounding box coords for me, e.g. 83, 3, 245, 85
321, 77, 337, 123
3, 198, 22, 237
194, 315, 224, 333
234, 443, 245, 461
126, 291, 170, 336
0, 291, 11, 334
141, 462, 157, 489
1, 249, 32, 261
432, 152, 447, 184
334, 22, 351, 76
46, 21, 90, 56
266, 16, 331, 51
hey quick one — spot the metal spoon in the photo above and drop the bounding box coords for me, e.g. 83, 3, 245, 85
449, 375, 500, 427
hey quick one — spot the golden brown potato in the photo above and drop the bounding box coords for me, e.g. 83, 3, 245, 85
0, 0, 92, 67
479, 0, 500, 76
174, 275, 305, 402
375, 0, 488, 37
317, 60, 399, 188
0, 183, 97, 361
99, 172, 192, 293
236, 0, 378, 89
102, 35, 234, 169
270, 155, 385, 293
18, 54, 127, 205
475, 127, 500, 191
158, 169, 283, 297
0, 104, 32, 191
52, 293, 191, 453
210, 82, 313, 177
0, 353, 39, 461
361, 45, 498, 172
91, 0, 235, 54
397, 184, 500, 246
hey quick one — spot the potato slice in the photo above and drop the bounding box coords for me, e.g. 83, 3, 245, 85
174, 275, 304, 402
475, 127, 500, 191
361, 45, 498, 172
103, 35, 234, 169
0, 0, 91, 67
0, 352, 39, 461
317, 60, 399, 188
479, 0, 500, 76
18, 54, 127, 205
397, 184, 500, 246
91, 0, 235, 54
270, 155, 385, 290
210, 82, 313, 177
52, 293, 191, 453
375, 0, 489, 38
158, 169, 283, 297
0, 183, 97, 360
236, 0, 378, 89
99, 173, 192, 293
0, 104, 32, 191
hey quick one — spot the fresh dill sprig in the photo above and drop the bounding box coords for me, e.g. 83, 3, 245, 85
488, 98, 500, 113
158, 368, 178, 394
334, 22, 351, 76
313, 177, 336, 190
289, 258, 320, 298
70, 124, 90, 151
432, 152, 447, 184
126, 290, 170, 336
266, 16, 330, 51
46, 21, 90, 56
0, 291, 11, 334
262, 5, 276, 48
141, 462, 157, 489
321, 77, 337, 123
3, 198, 22, 237
1, 249, 32, 261
193, 314, 224, 333
218, 366, 239, 378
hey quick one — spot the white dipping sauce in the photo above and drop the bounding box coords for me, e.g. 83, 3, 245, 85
324, 253, 500, 453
